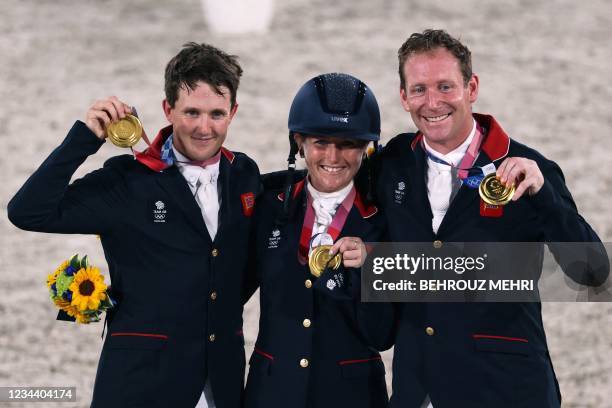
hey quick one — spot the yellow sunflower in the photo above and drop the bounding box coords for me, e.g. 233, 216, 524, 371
74, 312, 92, 324
69, 266, 107, 311
47, 260, 69, 288
53, 297, 80, 317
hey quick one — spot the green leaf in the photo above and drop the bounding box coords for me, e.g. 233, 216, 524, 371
100, 295, 115, 310
69, 254, 80, 270
80, 255, 89, 269
55, 272, 73, 296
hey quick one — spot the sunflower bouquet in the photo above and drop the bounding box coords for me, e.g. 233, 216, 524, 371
47, 254, 114, 324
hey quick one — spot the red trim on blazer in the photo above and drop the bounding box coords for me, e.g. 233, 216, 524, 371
134, 125, 173, 172
221, 147, 235, 164
277, 179, 306, 201
338, 356, 382, 365
474, 113, 510, 161
410, 113, 510, 163
278, 180, 378, 219
410, 134, 421, 151
472, 334, 528, 343
354, 190, 378, 218
254, 348, 275, 360
111, 332, 169, 340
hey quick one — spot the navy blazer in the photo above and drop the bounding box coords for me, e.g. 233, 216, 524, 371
375, 114, 609, 408
243, 178, 393, 408
8, 121, 261, 408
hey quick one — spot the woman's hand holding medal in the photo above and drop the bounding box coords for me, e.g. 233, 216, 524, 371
329, 236, 367, 268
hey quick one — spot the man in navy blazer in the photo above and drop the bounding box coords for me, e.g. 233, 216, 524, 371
376, 30, 609, 407
8, 43, 260, 407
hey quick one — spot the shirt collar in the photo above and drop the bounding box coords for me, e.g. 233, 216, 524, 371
173, 146, 220, 187
307, 179, 354, 199
307, 179, 354, 211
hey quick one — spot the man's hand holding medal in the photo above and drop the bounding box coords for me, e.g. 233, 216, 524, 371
479, 157, 545, 206
85, 95, 143, 147
496, 157, 545, 201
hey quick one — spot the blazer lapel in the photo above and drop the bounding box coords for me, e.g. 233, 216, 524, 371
214, 153, 233, 244
155, 166, 211, 243
409, 144, 435, 235
339, 207, 369, 239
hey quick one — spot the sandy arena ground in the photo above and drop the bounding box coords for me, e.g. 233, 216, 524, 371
1, 0, 611, 407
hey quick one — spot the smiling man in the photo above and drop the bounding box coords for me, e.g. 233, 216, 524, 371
375, 29, 608, 407
8, 43, 260, 408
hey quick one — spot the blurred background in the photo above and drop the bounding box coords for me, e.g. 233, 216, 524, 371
1, 0, 611, 406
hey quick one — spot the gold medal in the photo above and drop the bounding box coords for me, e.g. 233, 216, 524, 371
308, 245, 341, 278
479, 173, 515, 206
106, 114, 143, 148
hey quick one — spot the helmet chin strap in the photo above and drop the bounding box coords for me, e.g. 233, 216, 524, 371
366, 140, 379, 202
278, 132, 300, 225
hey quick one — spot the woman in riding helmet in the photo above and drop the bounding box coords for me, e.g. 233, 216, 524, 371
243, 73, 393, 408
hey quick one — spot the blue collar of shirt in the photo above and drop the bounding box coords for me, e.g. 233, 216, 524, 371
160, 133, 176, 166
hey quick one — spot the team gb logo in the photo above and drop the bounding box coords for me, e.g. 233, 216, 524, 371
153, 200, 167, 223
394, 181, 406, 204
326, 279, 337, 290
268, 229, 281, 249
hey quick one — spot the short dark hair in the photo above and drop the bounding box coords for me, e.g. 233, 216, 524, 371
398, 29, 472, 89
164, 42, 243, 108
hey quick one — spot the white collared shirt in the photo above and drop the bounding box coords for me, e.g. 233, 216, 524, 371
423, 120, 476, 234
307, 180, 354, 238
173, 146, 220, 239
